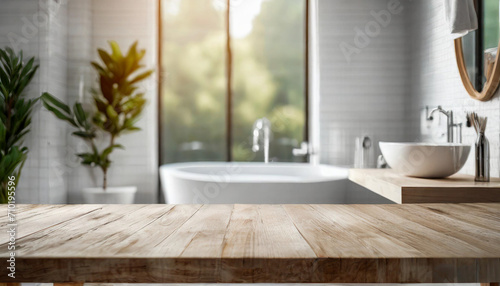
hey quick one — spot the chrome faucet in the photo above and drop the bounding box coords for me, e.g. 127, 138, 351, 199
252, 117, 271, 163
426, 106, 462, 143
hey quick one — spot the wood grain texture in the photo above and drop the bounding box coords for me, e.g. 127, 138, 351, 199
0, 204, 498, 283
349, 168, 500, 204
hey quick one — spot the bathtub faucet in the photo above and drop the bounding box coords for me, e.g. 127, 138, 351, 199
252, 117, 272, 163
293, 141, 316, 160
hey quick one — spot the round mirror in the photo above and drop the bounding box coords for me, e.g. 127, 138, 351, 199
455, 0, 500, 101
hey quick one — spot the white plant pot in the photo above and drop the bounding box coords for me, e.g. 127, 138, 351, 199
82, 186, 137, 204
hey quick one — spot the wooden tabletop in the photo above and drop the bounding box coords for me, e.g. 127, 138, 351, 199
349, 169, 500, 204
0, 204, 499, 283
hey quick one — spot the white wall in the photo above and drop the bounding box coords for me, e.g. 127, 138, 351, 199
64, 0, 94, 203
317, 0, 409, 167
407, 0, 500, 177
0, 0, 68, 203
39, 0, 69, 203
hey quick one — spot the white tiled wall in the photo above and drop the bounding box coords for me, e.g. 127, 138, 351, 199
39, 0, 69, 203
317, 0, 409, 167
0, 0, 68, 203
407, 0, 500, 177
64, 0, 94, 203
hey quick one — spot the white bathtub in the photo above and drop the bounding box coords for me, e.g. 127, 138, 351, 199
160, 162, 349, 204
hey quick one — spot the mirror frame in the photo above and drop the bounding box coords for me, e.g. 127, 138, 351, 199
454, 38, 500, 101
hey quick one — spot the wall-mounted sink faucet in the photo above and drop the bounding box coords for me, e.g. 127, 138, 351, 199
426, 106, 462, 143
252, 117, 271, 163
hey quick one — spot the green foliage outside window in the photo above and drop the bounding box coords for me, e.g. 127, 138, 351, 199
161, 0, 306, 163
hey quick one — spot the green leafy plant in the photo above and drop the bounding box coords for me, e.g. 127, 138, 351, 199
0, 48, 40, 203
42, 41, 153, 190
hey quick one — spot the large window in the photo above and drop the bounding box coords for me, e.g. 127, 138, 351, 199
160, 0, 307, 163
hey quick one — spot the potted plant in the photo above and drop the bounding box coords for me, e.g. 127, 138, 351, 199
0, 48, 40, 204
42, 41, 153, 204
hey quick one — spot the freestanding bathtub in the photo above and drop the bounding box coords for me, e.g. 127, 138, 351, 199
160, 162, 349, 204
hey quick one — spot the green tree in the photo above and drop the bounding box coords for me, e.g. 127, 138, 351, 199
484, 0, 499, 50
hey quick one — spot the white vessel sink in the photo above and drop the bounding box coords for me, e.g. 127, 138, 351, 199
379, 142, 471, 178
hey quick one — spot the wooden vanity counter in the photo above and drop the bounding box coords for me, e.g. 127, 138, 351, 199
349, 168, 500, 204
0, 203, 499, 283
